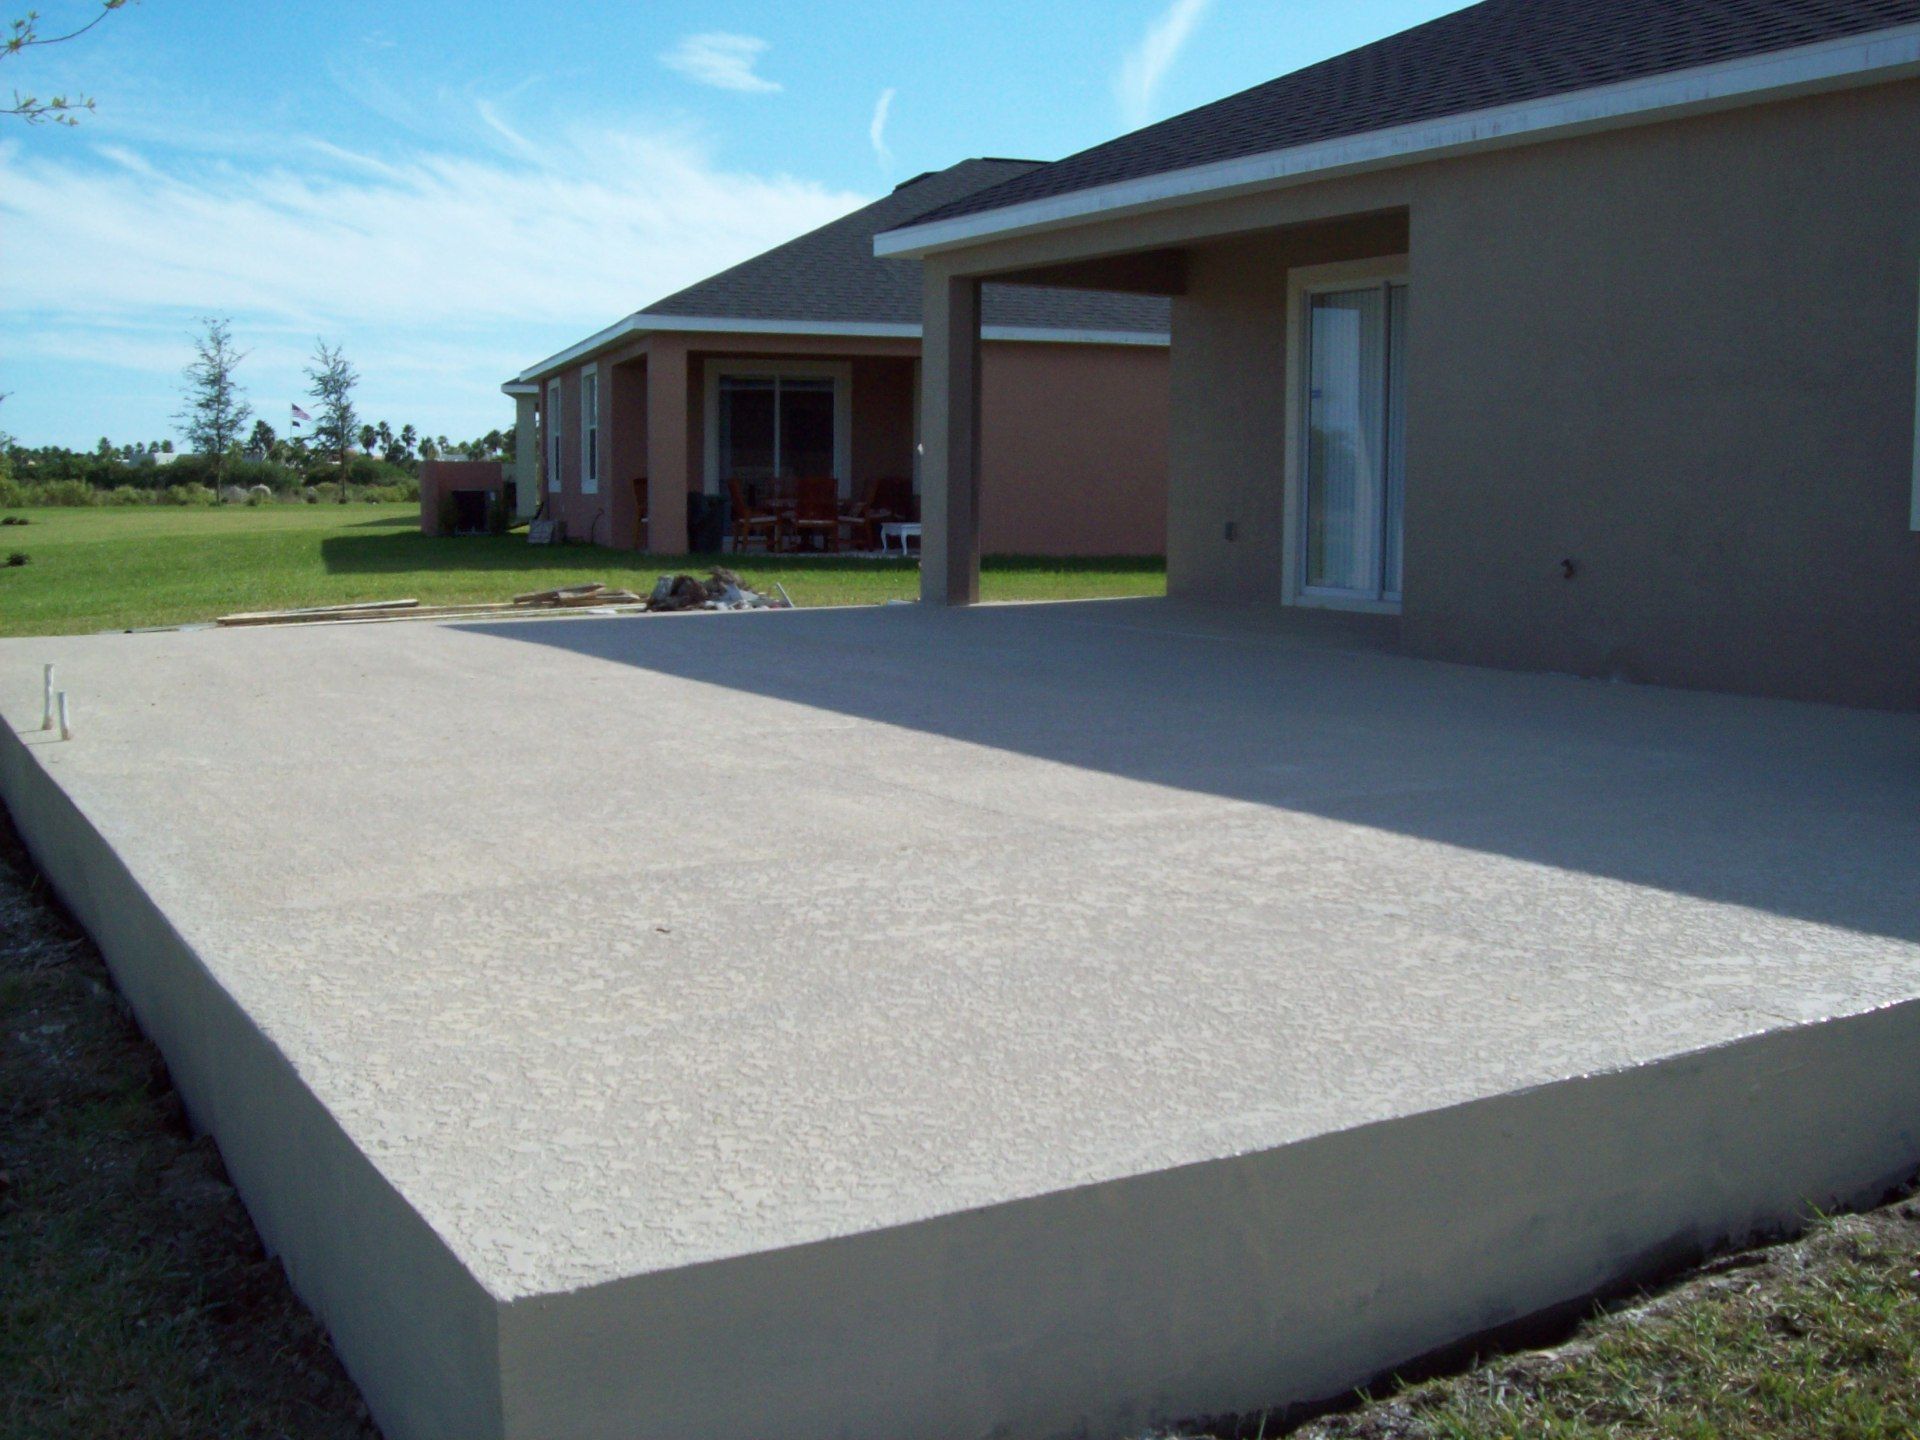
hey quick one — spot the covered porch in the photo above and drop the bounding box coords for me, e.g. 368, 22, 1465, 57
902, 190, 1413, 611
544, 331, 923, 554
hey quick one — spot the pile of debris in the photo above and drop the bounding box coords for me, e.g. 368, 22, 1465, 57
645, 568, 790, 613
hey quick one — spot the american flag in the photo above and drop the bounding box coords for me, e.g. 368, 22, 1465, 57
290, 403, 312, 428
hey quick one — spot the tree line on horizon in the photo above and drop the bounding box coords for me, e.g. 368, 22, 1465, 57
3, 317, 514, 502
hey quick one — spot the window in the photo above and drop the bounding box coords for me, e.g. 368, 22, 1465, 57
1286, 260, 1409, 611
704, 363, 852, 495
546, 380, 561, 492
580, 366, 599, 496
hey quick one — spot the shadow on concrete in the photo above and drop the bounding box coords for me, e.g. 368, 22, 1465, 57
453, 597, 1920, 944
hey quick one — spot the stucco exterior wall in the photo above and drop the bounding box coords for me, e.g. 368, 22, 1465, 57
1162, 81, 1920, 708
538, 331, 1168, 557
981, 341, 1168, 556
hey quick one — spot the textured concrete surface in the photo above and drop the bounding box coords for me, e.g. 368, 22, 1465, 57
3, 598, 1919, 1438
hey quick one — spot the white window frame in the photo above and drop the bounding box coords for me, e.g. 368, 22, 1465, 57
580, 363, 600, 496
1283, 255, 1410, 614
546, 379, 562, 493
702, 359, 854, 497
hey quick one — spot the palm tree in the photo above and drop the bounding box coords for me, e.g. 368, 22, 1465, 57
399, 423, 417, 459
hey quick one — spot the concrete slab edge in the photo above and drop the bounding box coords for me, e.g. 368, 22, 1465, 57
500, 1000, 1920, 1440
0, 722, 504, 1440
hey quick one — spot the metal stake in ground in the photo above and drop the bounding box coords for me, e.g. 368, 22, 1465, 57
57, 692, 71, 741
41, 664, 54, 731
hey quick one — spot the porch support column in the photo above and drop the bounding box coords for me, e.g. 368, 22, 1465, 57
919, 269, 982, 606
646, 339, 690, 555
510, 388, 539, 520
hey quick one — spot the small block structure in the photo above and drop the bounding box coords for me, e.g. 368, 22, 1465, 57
419, 460, 508, 537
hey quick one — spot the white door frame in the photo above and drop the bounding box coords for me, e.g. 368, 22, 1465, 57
1283, 255, 1409, 613
701, 359, 854, 497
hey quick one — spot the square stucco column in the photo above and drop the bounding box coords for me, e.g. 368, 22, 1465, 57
647, 341, 691, 555
511, 390, 539, 520
919, 271, 982, 606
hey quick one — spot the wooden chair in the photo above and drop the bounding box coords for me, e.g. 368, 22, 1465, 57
836, 475, 901, 551
726, 478, 782, 553
789, 475, 841, 553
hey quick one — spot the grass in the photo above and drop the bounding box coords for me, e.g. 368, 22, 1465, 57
1281, 1203, 1920, 1440
3, 786, 1919, 1439
0, 812, 375, 1440
0, 504, 1165, 637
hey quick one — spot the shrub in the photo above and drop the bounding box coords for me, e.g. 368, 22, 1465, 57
29, 479, 99, 507
6, 551, 27, 567
0, 479, 21, 510
102, 485, 149, 506
159, 483, 216, 507
0, 514, 27, 526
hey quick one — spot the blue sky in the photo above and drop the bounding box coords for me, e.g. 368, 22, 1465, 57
0, 0, 1468, 448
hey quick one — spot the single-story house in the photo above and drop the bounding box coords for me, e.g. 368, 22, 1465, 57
881, 0, 1920, 710
497, 159, 1169, 555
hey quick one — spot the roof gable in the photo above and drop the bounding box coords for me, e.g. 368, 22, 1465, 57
642, 158, 1169, 334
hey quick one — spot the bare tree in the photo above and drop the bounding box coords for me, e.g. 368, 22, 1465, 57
175, 317, 252, 493
4, 1, 131, 125
305, 340, 359, 499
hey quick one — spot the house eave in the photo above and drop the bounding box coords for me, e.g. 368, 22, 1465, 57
874, 20, 1920, 261
515, 314, 1167, 382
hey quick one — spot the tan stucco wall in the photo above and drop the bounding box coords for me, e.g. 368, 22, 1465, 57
1158, 81, 1920, 708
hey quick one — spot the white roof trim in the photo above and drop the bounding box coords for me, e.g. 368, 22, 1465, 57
516, 313, 1166, 380
500, 381, 539, 396
875, 21, 1920, 259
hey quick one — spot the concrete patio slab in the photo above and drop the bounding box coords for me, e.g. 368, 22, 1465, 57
3, 598, 1918, 1440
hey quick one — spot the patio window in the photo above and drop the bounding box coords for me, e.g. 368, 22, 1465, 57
710, 365, 849, 494
580, 366, 599, 496
1287, 261, 1408, 610
546, 380, 561, 492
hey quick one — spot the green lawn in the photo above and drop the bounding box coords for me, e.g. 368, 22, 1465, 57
0, 504, 1165, 637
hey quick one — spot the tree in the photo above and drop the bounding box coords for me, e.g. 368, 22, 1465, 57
418, 435, 438, 463
356, 423, 377, 455
4, 2, 131, 126
247, 419, 276, 457
305, 340, 359, 498
176, 316, 252, 493
159, 438, 173, 454
399, 423, 417, 459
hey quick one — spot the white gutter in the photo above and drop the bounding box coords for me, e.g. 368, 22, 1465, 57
876, 21, 1920, 259
499, 381, 539, 397
514, 313, 1166, 381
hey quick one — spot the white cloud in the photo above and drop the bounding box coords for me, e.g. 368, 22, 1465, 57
869, 87, 895, 169
0, 111, 870, 441
659, 33, 782, 94
1115, 0, 1212, 128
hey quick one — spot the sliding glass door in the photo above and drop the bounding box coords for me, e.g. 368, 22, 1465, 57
1302, 281, 1406, 604
717, 374, 837, 482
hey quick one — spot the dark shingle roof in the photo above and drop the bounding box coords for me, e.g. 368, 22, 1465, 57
642, 159, 1169, 333
899, 0, 1920, 230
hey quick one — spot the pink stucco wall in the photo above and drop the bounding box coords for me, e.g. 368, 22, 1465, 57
533, 332, 1169, 556
979, 342, 1167, 556
418, 460, 505, 536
